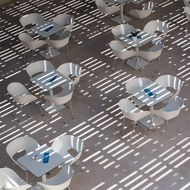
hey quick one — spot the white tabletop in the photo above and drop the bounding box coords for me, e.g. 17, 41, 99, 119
17, 144, 65, 177
29, 21, 65, 38
31, 70, 70, 92
131, 81, 173, 107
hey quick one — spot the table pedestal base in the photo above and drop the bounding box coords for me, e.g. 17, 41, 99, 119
111, 15, 130, 24
40, 47, 60, 59
126, 57, 150, 69
41, 102, 65, 114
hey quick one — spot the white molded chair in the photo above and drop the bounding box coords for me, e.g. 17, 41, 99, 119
44, 82, 74, 119
37, 165, 74, 190
18, 32, 46, 61
129, 1, 154, 21
0, 168, 31, 190
51, 135, 84, 165
118, 98, 151, 134
143, 20, 169, 41
125, 77, 152, 107
137, 42, 164, 63
95, 0, 119, 27
111, 24, 135, 40
155, 75, 183, 100
109, 40, 137, 70
184, 7, 190, 35
57, 63, 82, 85
46, 31, 71, 61
19, 13, 45, 29
6, 136, 40, 181
26, 60, 55, 78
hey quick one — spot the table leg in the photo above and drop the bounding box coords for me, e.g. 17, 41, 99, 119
150, 106, 154, 129
120, 4, 124, 23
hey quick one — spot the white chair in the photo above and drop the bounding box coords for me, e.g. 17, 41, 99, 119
6, 136, 40, 181
53, 13, 75, 36
183, 0, 190, 7
44, 82, 74, 119
129, 1, 154, 21
19, 13, 45, 29
26, 60, 55, 78
18, 32, 46, 61
46, 31, 71, 61
109, 40, 137, 70
155, 75, 183, 100
125, 77, 152, 107
153, 98, 184, 137
0, 168, 31, 190
137, 42, 164, 63
57, 63, 82, 85
184, 7, 190, 35
111, 24, 135, 40
51, 135, 84, 165
118, 98, 151, 134
95, 0, 119, 27
143, 20, 169, 41
37, 165, 74, 190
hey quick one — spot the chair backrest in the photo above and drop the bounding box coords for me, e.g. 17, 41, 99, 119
125, 77, 152, 94
26, 60, 55, 78
155, 75, 183, 97
57, 62, 82, 85
18, 32, 34, 48
19, 13, 45, 28
37, 165, 74, 190
109, 40, 136, 60
6, 136, 40, 164
95, 0, 107, 14
111, 24, 135, 39
184, 7, 190, 21
0, 168, 31, 190
7, 82, 37, 105
118, 98, 150, 122
45, 82, 74, 106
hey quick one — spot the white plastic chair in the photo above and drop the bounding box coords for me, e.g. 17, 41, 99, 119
26, 60, 55, 78
57, 62, 82, 85
125, 77, 152, 107
18, 32, 46, 61
95, 0, 119, 27
137, 42, 164, 63
51, 135, 84, 165
118, 98, 151, 134
184, 7, 190, 35
19, 13, 45, 29
109, 40, 137, 70
143, 20, 169, 41
37, 165, 74, 190
44, 82, 74, 119
111, 24, 135, 40
155, 75, 183, 100
129, 1, 154, 21
0, 168, 31, 190
6, 136, 40, 182
46, 31, 71, 61
183, 0, 190, 7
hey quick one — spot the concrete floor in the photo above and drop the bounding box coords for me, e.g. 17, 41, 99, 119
0, 0, 190, 189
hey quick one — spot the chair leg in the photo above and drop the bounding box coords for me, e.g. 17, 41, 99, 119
25, 170, 28, 182
69, 101, 74, 119
105, 15, 109, 28
122, 117, 126, 135
112, 58, 115, 71
186, 21, 189, 36
67, 44, 71, 61
59, 110, 66, 123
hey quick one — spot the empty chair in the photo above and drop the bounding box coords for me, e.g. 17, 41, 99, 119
57, 62, 82, 85
18, 32, 46, 61
129, 1, 154, 21
143, 20, 169, 41
95, 0, 119, 27
19, 13, 45, 29
51, 135, 84, 165
183, 0, 190, 7
184, 7, 190, 35
6, 136, 40, 181
155, 75, 183, 100
118, 98, 151, 134
46, 31, 71, 61
137, 42, 164, 63
44, 82, 74, 119
26, 60, 55, 78
109, 40, 137, 70
125, 77, 152, 107
37, 165, 74, 190
111, 24, 135, 39
0, 167, 31, 190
